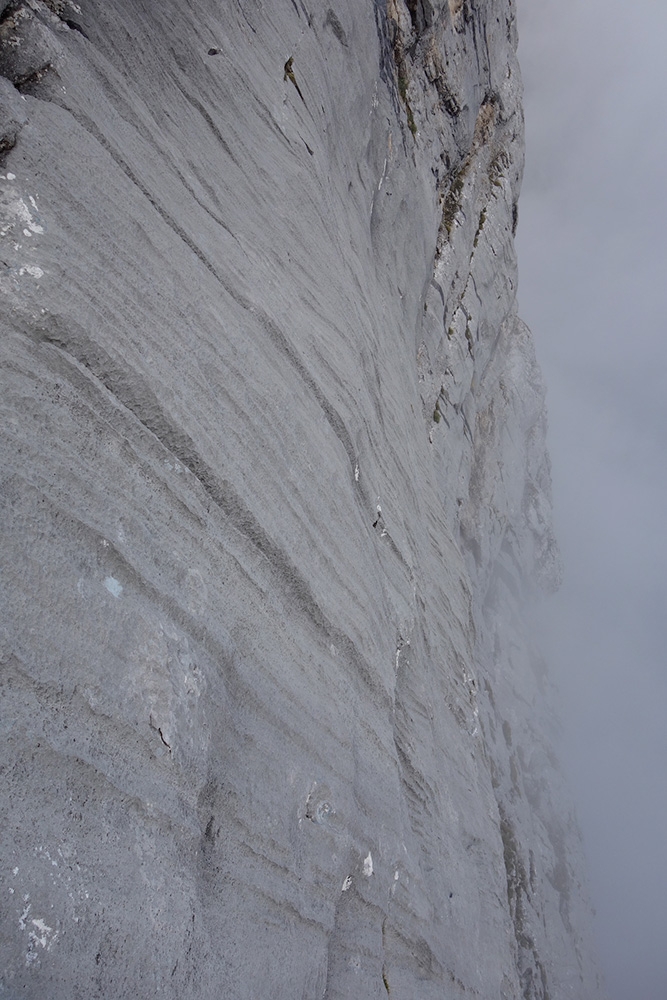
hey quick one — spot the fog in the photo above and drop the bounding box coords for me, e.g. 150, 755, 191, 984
516, 1, 667, 998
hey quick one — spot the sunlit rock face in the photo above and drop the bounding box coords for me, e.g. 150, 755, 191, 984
0, 1, 605, 997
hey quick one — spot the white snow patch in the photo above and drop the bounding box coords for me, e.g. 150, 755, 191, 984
341, 875, 352, 892
30, 918, 54, 948
19, 904, 31, 930
103, 576, 123, 598
363, 852, 373, 877
0, 192, 44, 238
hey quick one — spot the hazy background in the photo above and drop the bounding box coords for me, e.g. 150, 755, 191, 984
516, 1, 667, 998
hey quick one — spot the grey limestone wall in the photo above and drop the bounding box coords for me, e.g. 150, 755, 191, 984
0, 1, 605, 997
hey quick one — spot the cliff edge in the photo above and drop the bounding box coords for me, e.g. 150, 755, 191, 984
0, 1, 604, 997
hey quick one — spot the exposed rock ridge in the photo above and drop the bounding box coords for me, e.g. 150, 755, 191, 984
0, 2, 604, 998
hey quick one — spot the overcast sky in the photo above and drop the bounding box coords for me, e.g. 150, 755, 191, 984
516, 1, 667, 998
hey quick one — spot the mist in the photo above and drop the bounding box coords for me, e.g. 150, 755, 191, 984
516, 1, 667, 998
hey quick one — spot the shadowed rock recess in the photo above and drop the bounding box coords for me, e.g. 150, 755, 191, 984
0, 1, 605, 998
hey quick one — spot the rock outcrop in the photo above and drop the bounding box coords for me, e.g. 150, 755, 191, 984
0, 1, 605, 997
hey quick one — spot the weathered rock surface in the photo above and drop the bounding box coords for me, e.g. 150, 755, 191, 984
0, 1, 605, 997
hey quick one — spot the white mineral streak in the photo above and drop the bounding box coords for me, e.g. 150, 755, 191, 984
0, 1, 605, 998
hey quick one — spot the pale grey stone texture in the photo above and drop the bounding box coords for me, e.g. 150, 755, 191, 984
0, 1, 605, 998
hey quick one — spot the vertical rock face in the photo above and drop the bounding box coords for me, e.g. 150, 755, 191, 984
0, 2, 604, 998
